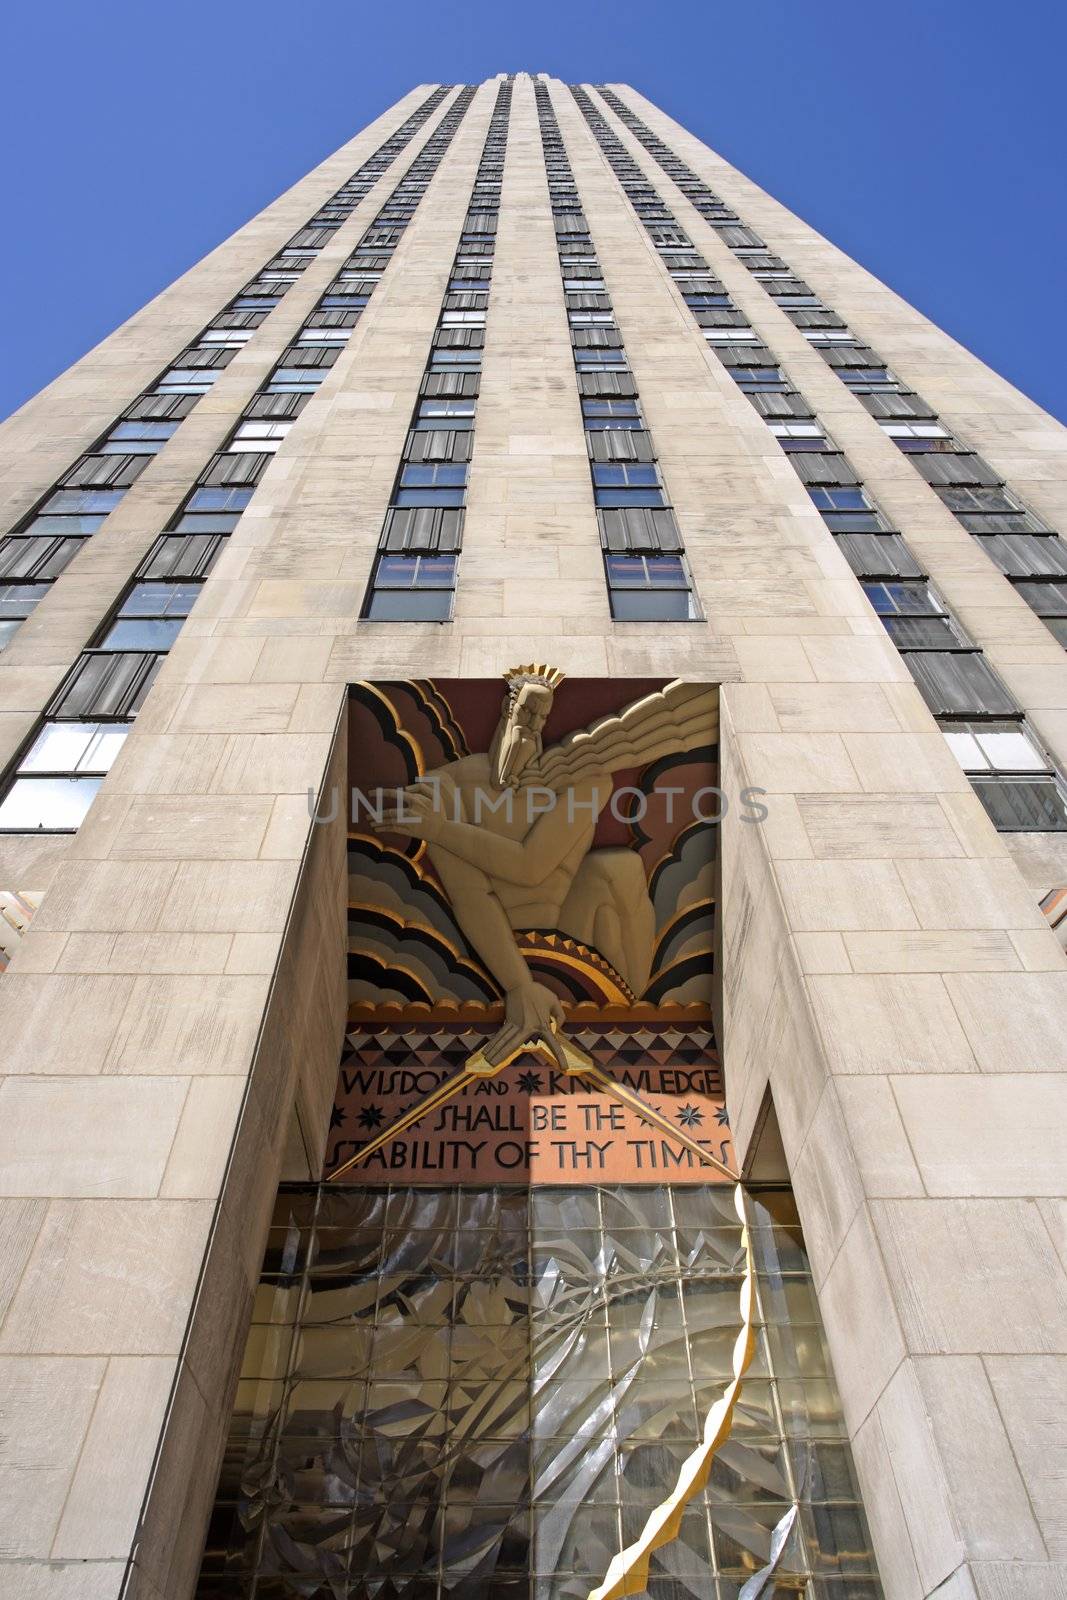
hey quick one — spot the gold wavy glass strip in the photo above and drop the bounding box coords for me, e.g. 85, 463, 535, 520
586, 1181, 757, 1600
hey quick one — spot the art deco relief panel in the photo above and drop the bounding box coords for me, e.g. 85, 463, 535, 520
332, 672, 728, 1187
193, 672, 882, 1600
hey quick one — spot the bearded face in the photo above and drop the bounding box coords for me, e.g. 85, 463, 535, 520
491, 682, 553, 789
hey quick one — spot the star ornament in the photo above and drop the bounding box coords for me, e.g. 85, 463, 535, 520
675, 1103, 705, 1128
517, 1070, 544, 1094
357, 1104, 385, 1130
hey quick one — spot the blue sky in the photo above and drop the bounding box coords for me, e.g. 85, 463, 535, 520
3, 0, 1064, 423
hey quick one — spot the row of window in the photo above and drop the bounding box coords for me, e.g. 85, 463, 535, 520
570, 86, 1067, 832
362, 80, 513, 620
0, 89, 482, 834
595, 86, 1067, 656
0, 87, 456, 656
534, 84, 698, 620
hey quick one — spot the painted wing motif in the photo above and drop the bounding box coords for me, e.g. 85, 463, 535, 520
534, 679, 717, 791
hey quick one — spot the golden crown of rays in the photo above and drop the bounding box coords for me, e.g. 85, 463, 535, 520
503, 663, 566, 693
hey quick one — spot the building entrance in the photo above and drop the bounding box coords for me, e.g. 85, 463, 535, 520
195, 1178, 882, 1598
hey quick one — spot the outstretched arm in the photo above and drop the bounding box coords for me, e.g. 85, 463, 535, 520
374, 776, 608, 888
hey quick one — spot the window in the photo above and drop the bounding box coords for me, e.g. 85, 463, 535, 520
749, 392, 815, 421
97, 582, 200, 651
598, 506, 684, 553
768, 422, 830, 449
904, 649, 1016, 718
835, 534, 923, 579
731, 368, 785, 387
232, 420, 293, 450
0, 721, 129, 832
809, 487, 874, 513
912, 454, 1002, 488
605, 554, 699, 620
943, 720, 1067, 831
171, 512, 242, 536
185, 487, 255, 513
863, 581, 966, 649
935, 485, 1043, 520
266, 369, 327, 393
573, 349, 628, 368
879, 421, 962, 452
955, 510, 1048, 536
404, 430, 472, 464
15, 513, 106, 539
414, 399, 475, 427
62, 454, 148, 490
583, 400, 640, 419
582, 398, 644, 431
41, 488, 125, 518
571, 328, 622, 349
594, 486, 667, 507
158, 370, 219, 394
802, 329, 859, 344
0, 583, 49, 649
591, 463, 664, 508
839, 368, 895, 385
364, 553, 456, 621
879, 422, 950, 439
427, 349, 482, 368
200, 450, 273, 488
791, 453, 859, 487
102, 420, 178, 454
0, 536, 88, 588
974, 535, 1067, 580
296, 328, 351, 345
395, 465, 467, 508
49, 651, 162, 721
201, 328, 255, 346
1013, 581, 1067, 645
703, 327, 760, 343
823, 510, 893, 535
142, 532, 227, 580
124, 394, 197, 423
591, 463, 658, 484
944, 720, 1047, 775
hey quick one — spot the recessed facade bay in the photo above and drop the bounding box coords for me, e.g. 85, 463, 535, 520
0, 73, 1065, 1600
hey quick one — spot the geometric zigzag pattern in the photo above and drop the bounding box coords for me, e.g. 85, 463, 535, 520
341, 1022, 721, 1093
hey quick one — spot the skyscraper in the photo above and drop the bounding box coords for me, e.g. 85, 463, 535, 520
1, 73, 1064, 1600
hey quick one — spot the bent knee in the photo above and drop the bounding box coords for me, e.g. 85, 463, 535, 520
587, 848, 646, 891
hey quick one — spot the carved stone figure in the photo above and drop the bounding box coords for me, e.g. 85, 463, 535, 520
375, 666, 716, 1065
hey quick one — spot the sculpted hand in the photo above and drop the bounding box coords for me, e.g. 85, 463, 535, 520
485, 981, 569, 1069
373, 782, 444, 842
